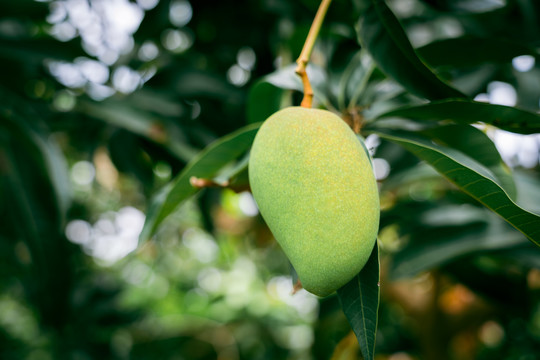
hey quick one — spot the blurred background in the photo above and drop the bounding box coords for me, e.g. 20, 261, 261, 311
1, 0, 540, 359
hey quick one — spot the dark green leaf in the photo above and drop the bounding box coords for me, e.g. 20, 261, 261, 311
337, 243, 380, 360
0, 38, 85, 65
423, 125, 517, 200
139, 122, 261, 242
373, 128, 540, 245
356, 0, 466, 100
79, 100, 198, 162
247, 80, 288, 124
377, 99, 540, 135
417, 37, 539, 68
390, 210, 527, 279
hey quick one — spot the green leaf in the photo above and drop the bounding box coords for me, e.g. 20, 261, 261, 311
139, 122, 262, 242
247, 80, 288, 124
373, 128, 540, 246
356, 0, 466, 100
337, 243, 380, 360
390, 209, 528, 279
377, 99, 540, 135
79, 100, 198, 162
0, 38, 84, 65
417, 36, 539, 68
423, 125, 517, 201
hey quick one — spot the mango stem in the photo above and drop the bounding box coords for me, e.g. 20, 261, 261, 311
295, 0, 333, 108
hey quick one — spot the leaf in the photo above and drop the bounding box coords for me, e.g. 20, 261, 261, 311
247, 80, 288, 124
79, 100, 198, 162
417, 36, 539, 68
139, 122, 262, 242
337, 243, 380, 360
390, 209, 528, 279
0, 108, 73, 325
356, 0, 466, 100
423, 125, 517, 200
0, 38, 84, 65
377, 99, 540, 135
373, 128, 540, 245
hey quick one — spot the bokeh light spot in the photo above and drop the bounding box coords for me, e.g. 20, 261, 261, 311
169, 0, 193, 27
112, 66, 141, 93
71, 160, 95, 185
373, 158, 390, 180
76, 57, 109, 84
161, 28, 193, 53
512, 55, 535, 72
238, 192, 259, 217
53, 90, 77, 111
65, 220, 92, 245
237, 47, 256, 71
136, 0, 159, 10
227, 64, 250, 87
138, 41, 159, 61
487, 81, 517, 106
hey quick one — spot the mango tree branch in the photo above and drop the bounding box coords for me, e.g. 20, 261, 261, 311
295, 0, 333, 108
189, 176, 229, 189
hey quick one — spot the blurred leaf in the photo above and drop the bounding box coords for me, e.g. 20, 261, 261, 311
79, 100, 198, 162
373, 128, 540, 245
378, 99, 540, 135
503, 245, 540, 269
338, 50, 376, 109
514, 170, 540, 215
356, 0, 466, 100
445, 255, 530, 309
172, 69, 244, 101
390, 210, 527, 279
247, 80, 287, 124
108, 130, 155, 189
417, 36, 539, 68
140, 122, 261, 242
0, 110, 72, 329
330, 331, 360, 360
0, 38, 84, 65
337, 243, 379, 360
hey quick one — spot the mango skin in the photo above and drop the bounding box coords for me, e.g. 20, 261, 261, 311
249, 106, 380, 297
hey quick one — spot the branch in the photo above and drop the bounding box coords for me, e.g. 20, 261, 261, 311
189, 176, 229, 189
295, 0, 333, 108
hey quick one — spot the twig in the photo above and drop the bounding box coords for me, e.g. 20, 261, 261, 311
295, 0, 333, 108
189, 176, 229, 189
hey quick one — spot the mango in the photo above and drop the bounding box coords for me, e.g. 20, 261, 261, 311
249, 107, 380, 297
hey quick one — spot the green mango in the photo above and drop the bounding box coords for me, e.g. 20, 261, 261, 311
249, 106, 380, 297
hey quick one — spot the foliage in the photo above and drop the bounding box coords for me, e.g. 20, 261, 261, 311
1, 0, 540, 359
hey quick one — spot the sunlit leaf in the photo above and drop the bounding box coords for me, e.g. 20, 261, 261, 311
337, 243, 379, 360
356, 0, 466, 100
139, 122, 261, 242
378, 99, 540, 135
373, 128, 540, 245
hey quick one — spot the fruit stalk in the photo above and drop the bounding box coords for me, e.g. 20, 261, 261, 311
295, 0, 333, 108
